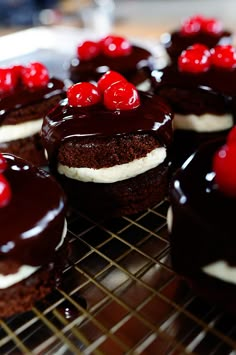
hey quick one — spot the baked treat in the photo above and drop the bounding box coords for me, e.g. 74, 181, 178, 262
160, 15, 232, 62
0, 152, 67, 318
42, 72, 173, 217
168, 127, 236, 312
153, 43, 236, 168
69, 35, 156, 91
0, 62, 65, 166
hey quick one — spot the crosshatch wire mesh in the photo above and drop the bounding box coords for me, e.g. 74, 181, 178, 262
1, 199, 236, 354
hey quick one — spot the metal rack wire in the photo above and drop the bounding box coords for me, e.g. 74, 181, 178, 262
1, 199, 236, 354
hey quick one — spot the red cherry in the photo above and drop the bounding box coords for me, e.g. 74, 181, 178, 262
77, 40, 101, 60
67, 82, 101, 107
213, 143, 236, 196
0, 154, 7, 173
0, 68, 18, 92
103, 81, 140, 110
180, 15, 203, 35
0, 174, 11, 207
210, 45, 236, 69
201, 18, 223, 35
178, 45, 211, 73
21, 62, 49, 88
97, 71, 127, 93
101, 35, 132, 57
227, 126, 236, 144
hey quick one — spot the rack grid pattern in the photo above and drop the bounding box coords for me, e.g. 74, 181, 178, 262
1, 200, 236, 354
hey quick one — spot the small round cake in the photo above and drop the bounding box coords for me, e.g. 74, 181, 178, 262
168, 127, 236, 312
0, 153, 67, 318
0, 62, 65, 166
153, 43, 236, 168
160, 15, 232, 62
69, 35, 156, 91
42, 72, 173, 217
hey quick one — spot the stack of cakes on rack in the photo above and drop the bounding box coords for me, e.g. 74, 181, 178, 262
41, 71, 173, 217
0, 153, 67, 318
69, 34, 157, 91
0, 62, 66, 166
167, 127, 236, 313
152, 43, 236, 168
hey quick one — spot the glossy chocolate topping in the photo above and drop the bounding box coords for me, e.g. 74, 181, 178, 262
42, 92, 173, 164
0, 154, 66, 266
161, 30, 232, 61
153, 65, 234, 115
0, 78, 65, 125
169, 138, 236, 275
69, 45, 154, 84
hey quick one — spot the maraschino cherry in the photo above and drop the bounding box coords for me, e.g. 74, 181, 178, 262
210, 45, 236, 69
0, 68, 18, 92
178, 44, 211, 73
67, 82, 101, 107
77, 40, 101, 61
0, 154, 11, 207
103, 81, 140, 110
100, 35, 132, 57
97, 70, 127, 93
22, 62, 49, 88
181, 15, 223, 36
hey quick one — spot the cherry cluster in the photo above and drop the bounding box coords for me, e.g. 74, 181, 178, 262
0, 62, 49, 92
0, 154, 11, 207
178, 44, 236, 73
67, 70, 140, 111
180, 15, 223, 36
77, 35, 132, 61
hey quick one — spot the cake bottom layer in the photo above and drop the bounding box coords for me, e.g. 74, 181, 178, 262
56, 162, 169, 218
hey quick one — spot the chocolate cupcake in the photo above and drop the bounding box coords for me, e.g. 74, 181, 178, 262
153, 43, 236, 168
0, 153, 67, 318
160, 15, 232, 63
0, 62, 65, 166
168, 127, 236, 312
69, 35, 156, 91
42, 72, 173, 217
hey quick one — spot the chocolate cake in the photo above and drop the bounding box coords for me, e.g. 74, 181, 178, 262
160, 15, 232, 62
0, 63, 65, 166
153, 44, 236, 168
168, 130, 236, 312
0, 153, 67, 318
41, 75, 173, 217
69, 35, 156, 91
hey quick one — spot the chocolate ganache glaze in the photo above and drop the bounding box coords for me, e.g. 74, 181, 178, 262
0, 78, 65, 125
0, 154, 66, 267
42, 91, 173, 169
69, 46, 154, 84
169, 137, 236, 276
153, 65, 234, 116
161, 30, 232, 61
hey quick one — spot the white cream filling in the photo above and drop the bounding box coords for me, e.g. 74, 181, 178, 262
57, 147, 166, 183
0, 219, 67, 289
0, 118, 43, 143
173, 113, 233, 132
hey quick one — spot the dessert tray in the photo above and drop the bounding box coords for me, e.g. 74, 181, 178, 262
1, 27, 236, 354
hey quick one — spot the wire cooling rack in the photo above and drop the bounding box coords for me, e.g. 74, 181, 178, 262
1, 199, 236, 354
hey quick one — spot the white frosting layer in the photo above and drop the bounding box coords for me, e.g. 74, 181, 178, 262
173, 113, 233, 132
0, 118, 43, 143
0, 219, 67, 289
57, 147, 166, 183
203, 261, 236, 285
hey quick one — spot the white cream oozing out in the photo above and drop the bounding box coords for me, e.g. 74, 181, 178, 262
0, 118, 43, 143
167, 206, 236, 285
0, 219, 67, 289
57, 147, 166, 183
173, 113, 233, 132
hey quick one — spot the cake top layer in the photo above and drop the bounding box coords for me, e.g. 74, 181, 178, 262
0, 154, 66, 266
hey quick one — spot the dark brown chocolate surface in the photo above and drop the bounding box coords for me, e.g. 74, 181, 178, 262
0, 154, 66, 266
161, 30, 232, 61
69, 45, 154, 85
0, 78, 65, 125
42, 91, 173, 169
169, 137, 236, 276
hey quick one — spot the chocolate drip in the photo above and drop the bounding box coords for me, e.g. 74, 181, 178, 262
0, 154, 66, 266
0, 78, 65, 125
41, 92, 173, 164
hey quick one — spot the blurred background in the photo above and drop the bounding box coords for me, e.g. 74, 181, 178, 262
0, 0, 236, 38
